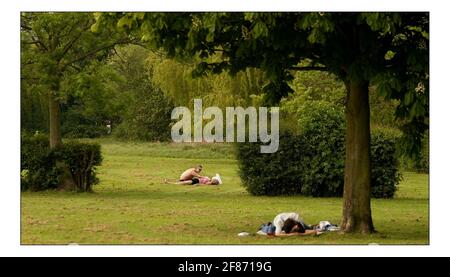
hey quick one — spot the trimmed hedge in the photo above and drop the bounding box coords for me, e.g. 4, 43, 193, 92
20, 133, 61, 191
52, 141, 102, 192
21, 133, 102, 192
237, 103, 401, 198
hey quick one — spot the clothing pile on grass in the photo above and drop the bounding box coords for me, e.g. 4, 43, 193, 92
256, 212, 340, 236
237, 212, 340, 237
256, 220, 339, 235
313, 221, 340, 232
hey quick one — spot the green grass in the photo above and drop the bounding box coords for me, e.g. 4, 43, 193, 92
21, 139, 429, 244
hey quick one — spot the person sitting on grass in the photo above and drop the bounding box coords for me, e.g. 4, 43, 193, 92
171, 165, 205, 185
164, 165, 222, 186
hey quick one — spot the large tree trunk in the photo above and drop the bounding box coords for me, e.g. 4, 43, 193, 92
341, 80, 375, 233
48, 91, 62, 148
48, 90, 77, 191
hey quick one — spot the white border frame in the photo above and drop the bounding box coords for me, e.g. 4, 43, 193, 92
2, 0, 449, 257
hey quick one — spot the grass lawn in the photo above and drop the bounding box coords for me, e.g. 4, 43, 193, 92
21, 139, 429, 244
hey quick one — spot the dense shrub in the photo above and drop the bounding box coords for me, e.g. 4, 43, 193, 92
237, 103, 401, 198
21, 133, 61, 191
52, 141, 102, 192
370, 129, 402, 198
21, 132, 102, 192
297, 102, 346, 197
237, 132, 305, 196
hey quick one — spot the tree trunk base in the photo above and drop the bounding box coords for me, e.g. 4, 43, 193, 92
341, 220, 375, 234
56, 161, 77, 192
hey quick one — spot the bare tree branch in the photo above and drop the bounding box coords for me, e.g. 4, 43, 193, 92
58, 27, 90, 61
60, 38, 133, 71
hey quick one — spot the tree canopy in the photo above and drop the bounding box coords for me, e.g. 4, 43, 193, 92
21, 12, 133, 147
96, 12, 428, 154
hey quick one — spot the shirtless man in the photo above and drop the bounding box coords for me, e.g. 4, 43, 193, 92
165, 165, 205, 185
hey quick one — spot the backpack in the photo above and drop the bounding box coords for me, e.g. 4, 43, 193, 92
259, 222, 276, 234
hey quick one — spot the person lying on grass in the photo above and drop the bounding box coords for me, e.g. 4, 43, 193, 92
165, 175, 220, 186
261, 212, 320, 236
276, 218, 320, 236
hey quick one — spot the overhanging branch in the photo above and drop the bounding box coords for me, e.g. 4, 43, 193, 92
60, 38, 133, 71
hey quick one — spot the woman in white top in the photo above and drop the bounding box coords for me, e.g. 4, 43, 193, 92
273, 212, 319, 236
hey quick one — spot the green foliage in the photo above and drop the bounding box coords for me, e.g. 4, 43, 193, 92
399, 130, 429, 173
285, 71, 400, 130
114, 86, 174, 141
21, 132, 61, 191
52, 141, 103, 192
237, 132, 305, 196
61, 107, 109, 138
21, 13, 127, 91
296, 102, 346, 197
369, 87, 401, 129
414, 130, 429, 173
63, 124, 109, 139
370, 129, 402, 198
108, 45, 174, 142
96, 44, 263, 141
149, 52, 265, 108
21, 132, 102, 192
98, 12, 428, 154
20, 84, 48, 133
289, 71, 346, 106
237, 103, 401, 198
21, 12, 130, 146
58, 60, 130, 139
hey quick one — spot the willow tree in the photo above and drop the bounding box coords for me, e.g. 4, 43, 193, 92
97, 12, 429, 233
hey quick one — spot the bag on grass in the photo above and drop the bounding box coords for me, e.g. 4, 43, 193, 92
259, 222, 276, 234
